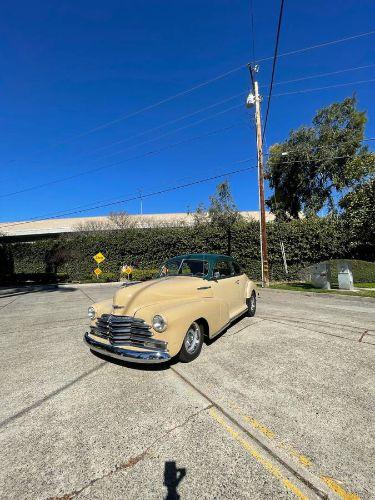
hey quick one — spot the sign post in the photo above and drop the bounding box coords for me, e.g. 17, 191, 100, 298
121, 264, 133, 281
93, 252, 106, 279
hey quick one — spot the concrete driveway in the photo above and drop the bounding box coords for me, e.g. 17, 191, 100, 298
0, 283, 374, 499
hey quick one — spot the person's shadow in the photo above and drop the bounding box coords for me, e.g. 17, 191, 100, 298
164, 461, 186, 500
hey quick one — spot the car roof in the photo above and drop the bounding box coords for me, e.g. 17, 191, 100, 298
169, 253, 233, 263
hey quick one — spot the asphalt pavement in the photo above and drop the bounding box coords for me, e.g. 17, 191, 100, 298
0, 283, 374, 499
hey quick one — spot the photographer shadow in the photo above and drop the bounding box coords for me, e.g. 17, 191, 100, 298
164, 461, 186, 500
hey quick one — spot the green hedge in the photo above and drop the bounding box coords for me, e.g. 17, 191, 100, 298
0, 243, 14, 280
5, 217, 369, 284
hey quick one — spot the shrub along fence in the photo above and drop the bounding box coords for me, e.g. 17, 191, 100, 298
3, 217, 366, 284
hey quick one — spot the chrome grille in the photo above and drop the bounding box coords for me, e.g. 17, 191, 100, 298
91, 314, 167, 351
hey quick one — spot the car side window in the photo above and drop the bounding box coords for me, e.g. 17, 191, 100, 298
213, 260, 233, 279
232, 260, 242, 275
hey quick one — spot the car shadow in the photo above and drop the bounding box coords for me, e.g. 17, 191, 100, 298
90, 349, 179, 371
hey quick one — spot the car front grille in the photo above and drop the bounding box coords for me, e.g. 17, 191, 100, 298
90, 314, 167, 351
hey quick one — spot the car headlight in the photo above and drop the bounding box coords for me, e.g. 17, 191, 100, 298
88, 306, 96, 320
152, 314, 167, 332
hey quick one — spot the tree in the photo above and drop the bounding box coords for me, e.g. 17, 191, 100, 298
108, 211, 138, 229
188, 203, 209, 226
339, 177, 375, 259
208, 181, 240, 255
266, 96, 371, 219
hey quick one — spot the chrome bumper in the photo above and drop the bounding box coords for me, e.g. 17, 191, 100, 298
84, 332, 171, 364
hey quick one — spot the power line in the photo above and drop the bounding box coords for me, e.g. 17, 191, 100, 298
273, 78, 375, 97
55, 92, 246, 157
249, 0, 256, 62
0, 105, 245, 198
4, 61, 372, 178
268, 63, 375, 88
3, 29, 375, 167
262, 0, 285, 138
32, 148, 257, 219
0, 91, 247, 184
2, 146, 372, 230
257, 29, 375, 63
2, 66, 248, 168
3, 75, 374, 198
7, 60, 373, 177
92, 102, 244, 162
0, 160, 257, 229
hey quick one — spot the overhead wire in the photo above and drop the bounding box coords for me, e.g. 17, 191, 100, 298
1, 148, 371, 231
3, 75, 375, 198
249, 0, 256, 63
0, 160, 257, 229
7, 61, 373, 177
267, 63, 375, 88
256, 29, 375, 63
53, 91, 246, 158
0, 103, 245, 198
273, 78, 375, 97
262, 0, 285, 138
3, 29, 375, 166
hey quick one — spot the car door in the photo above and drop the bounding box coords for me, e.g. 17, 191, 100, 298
231, 259, 248, 314
210, 259, 240, 320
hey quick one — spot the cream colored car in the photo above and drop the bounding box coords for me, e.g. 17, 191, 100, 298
84, 253, 257, 364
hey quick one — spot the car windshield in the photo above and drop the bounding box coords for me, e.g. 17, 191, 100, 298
159, 258, 209, 278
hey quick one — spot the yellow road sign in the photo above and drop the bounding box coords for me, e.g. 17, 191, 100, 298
123, 265, 132, 275
93, 252, 105, 264
94, 268, 102, 277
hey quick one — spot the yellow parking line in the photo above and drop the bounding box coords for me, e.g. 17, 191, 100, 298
321, 477, 360, 500
230, 404, 312, 467
242, 415, 276, 439
209, 408, 308, 500
228, 404, 360, 498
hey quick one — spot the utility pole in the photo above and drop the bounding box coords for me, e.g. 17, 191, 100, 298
138, 189, 143, 215
247, 65, 270, 287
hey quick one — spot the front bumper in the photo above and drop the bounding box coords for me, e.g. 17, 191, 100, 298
84, 332, 171, 364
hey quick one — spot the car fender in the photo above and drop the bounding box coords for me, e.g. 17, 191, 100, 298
89, 299, 113, 326
135, 298, 224, 357
246, 280, 257, 299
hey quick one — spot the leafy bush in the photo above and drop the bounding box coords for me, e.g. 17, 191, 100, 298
0, 243, 14, 281
4, 218, 373, 283
131, 268, 159, 281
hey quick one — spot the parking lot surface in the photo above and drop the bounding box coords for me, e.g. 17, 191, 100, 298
0, 283, 374, 499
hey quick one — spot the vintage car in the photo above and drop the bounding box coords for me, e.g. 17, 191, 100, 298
84, 253, 257, 364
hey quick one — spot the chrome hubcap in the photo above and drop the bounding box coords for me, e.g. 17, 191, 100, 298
184, 322, 201, 354
250, 295, 256, 312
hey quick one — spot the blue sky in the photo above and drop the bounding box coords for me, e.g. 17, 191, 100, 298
1, 0, 374, 222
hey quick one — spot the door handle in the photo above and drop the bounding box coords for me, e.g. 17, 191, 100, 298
235, 280, 240, 284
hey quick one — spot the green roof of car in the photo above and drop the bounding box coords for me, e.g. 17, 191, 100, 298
169, 253, 233, 263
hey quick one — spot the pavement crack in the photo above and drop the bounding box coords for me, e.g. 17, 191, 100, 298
225, 318, 264, 338
258, 315, 374, 346
0, 363, 107, 432
0, 296, 18, 310
48, 404, 212, 500
78, 287, 95, 303
358, 330, 368, 342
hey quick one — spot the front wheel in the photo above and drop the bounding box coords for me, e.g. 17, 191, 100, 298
178, 321, 203, 363
246, 291, 256, 317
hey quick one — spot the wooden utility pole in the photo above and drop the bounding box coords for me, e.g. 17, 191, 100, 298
248, 65, 270, 287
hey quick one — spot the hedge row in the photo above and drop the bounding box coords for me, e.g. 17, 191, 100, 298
5, 217, 371, 283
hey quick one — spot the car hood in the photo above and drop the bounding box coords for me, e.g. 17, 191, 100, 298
112, 276, 212, 316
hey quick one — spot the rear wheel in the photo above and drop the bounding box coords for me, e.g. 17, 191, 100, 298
178, 321, 203, 363
247, 291, 256, 317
